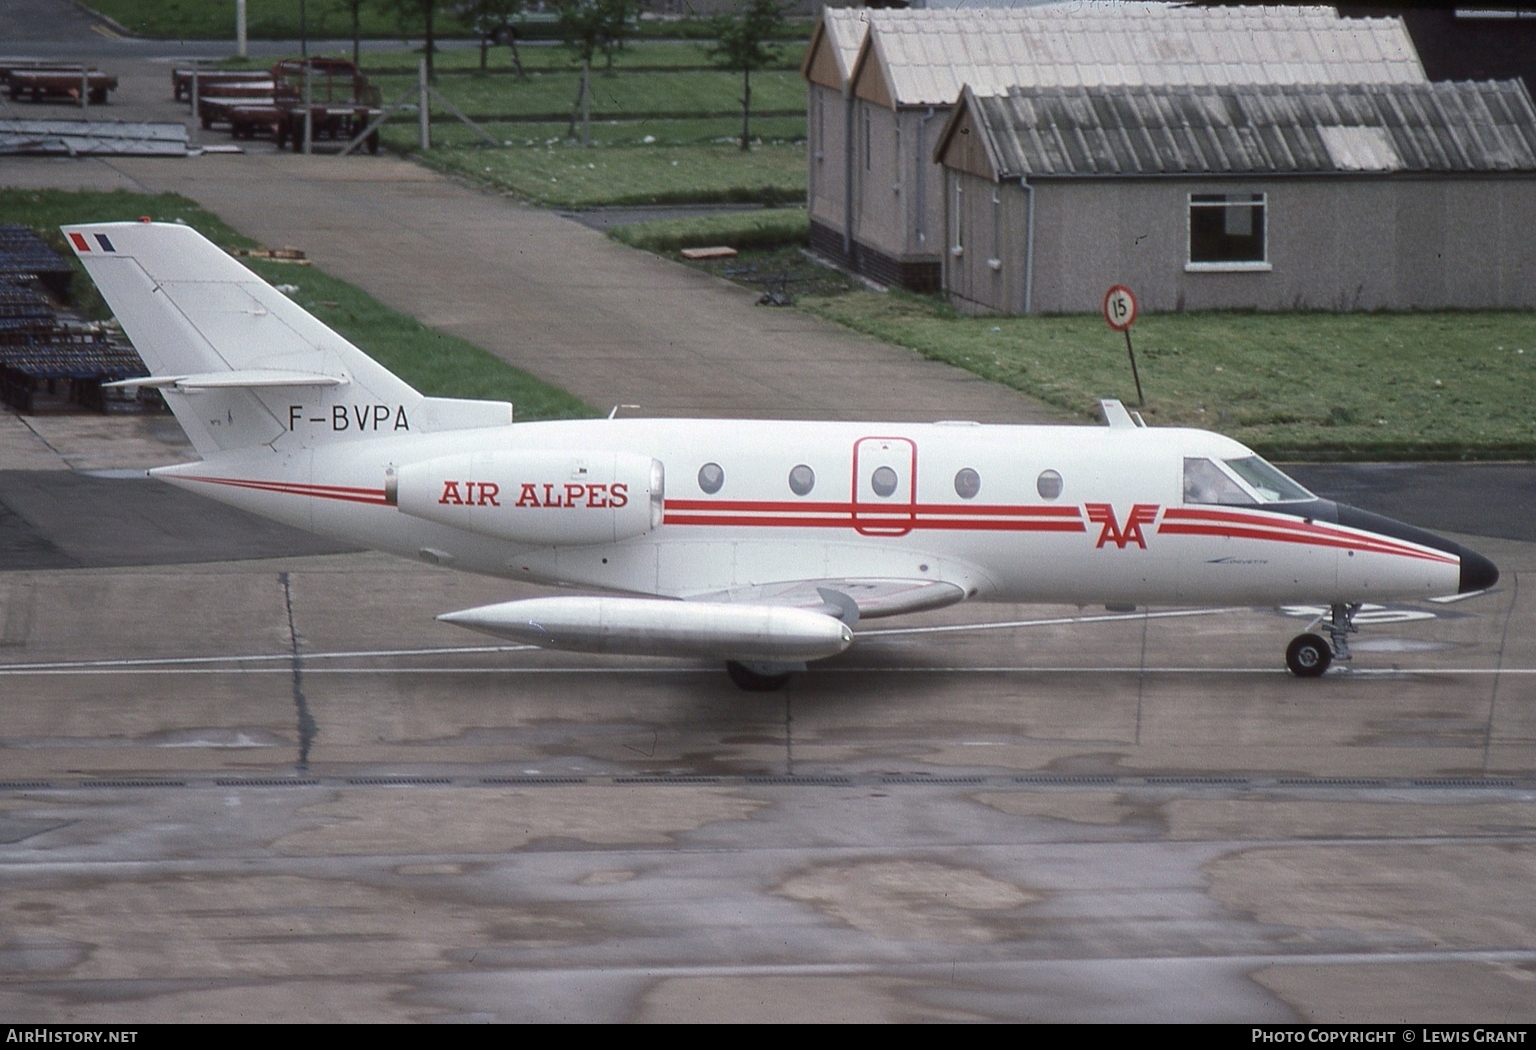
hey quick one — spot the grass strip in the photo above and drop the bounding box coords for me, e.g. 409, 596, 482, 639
352, 40, 807, 74
412, 141, 805, 208
368, 68, 807, 123
101, 4, 808, 42
609, 209, 808, 252
400, 115, 805, 149
0, 189, 592, 421
801, 292, 1536, 461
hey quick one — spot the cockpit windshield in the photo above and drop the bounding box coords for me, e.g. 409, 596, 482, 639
1222, 456, 1314, 502
1184, 456, 1314, 505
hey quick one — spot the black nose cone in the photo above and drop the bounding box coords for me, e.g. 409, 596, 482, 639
1460, 547, 1500, 594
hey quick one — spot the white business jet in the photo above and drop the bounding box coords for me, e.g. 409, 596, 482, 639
69, 222, 1497, 690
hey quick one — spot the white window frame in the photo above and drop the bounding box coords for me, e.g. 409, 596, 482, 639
1185, 191, 1272, 273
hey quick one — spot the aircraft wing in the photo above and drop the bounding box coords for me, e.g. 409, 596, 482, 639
681, 578, 967, 625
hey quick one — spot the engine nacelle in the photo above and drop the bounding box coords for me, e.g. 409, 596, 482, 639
392, 449, 663, 546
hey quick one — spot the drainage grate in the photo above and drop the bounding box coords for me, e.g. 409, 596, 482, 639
479, 776, 589, 786
745, 775, 852, 786
880, 775, 987, 785
81, 779, 187, 789
214, 778, 320, 788
0, 780, 52, 790
1145, 776, 1250, 786
1410, 777, 1517, 789
1014, 775, 1118, 785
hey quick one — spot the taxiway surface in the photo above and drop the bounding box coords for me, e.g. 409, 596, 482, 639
0, 3, 1532, 1022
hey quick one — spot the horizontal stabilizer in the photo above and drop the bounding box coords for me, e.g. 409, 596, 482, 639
105, 369, 349, 390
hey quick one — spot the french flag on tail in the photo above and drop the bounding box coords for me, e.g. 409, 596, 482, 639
67, 231, 115, 253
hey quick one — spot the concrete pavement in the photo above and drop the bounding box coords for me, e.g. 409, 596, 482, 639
0, 6, 1532, 1023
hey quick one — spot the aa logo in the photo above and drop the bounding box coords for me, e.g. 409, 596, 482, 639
1085, 503, 1159, 549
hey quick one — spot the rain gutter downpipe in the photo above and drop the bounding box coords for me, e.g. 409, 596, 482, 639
916, 106, 936, 248
843, 86, 854, 260
1020, 175, 1035, 315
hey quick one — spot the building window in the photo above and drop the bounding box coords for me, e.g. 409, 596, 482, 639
1187, 193, 1270, 272
863, 108, 871, 172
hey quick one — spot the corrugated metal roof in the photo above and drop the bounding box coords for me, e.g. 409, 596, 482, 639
861, 4, 1425, 107
818, 8, 873, 87
960, 80, 1536, 177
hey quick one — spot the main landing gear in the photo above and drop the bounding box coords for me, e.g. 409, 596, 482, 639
726, 660, 796, 692
1285, 602, 1362, 678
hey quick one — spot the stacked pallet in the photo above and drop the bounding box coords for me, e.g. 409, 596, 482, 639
0, 226, 150, 413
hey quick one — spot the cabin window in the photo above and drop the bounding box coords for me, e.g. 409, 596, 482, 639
1183, 458, 1256, 505
863, 108, 872, 172
1187, 193, 1269, 271
788, 464, 816, 496
870, 466, 899, 497
954, 468, 981, 500
1036, 470, 1062, 500
697, 462, 724, 494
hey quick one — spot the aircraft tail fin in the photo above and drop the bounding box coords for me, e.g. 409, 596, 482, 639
64, 221, 510, 455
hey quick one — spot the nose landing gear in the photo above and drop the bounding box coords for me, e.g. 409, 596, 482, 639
1286, 602, 1362, 678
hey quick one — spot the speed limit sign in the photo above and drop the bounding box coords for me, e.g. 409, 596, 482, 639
1103, 284, 1144, 405
1103, 284, 1137, 331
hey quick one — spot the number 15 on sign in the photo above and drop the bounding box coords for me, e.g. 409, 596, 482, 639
1103, 284, 1144, 406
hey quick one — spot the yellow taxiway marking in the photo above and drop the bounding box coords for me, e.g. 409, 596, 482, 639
91, 23, 121, 39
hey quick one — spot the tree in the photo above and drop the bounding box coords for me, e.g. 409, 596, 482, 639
708, 0, 786, 152
330, 0, 369, 68
386, 0, 446, 81
454, 0, 526, 76
558, 0, 636, 145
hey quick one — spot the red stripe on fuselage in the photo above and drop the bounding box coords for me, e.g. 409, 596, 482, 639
180, 475, 393, 507
663, 499, 1082, 517
663, 498, 1087, 533
1158, 507, 1458, 564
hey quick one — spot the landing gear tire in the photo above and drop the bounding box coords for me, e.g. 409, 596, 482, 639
726, 661, 791, 692
1286, 633, 1333, 678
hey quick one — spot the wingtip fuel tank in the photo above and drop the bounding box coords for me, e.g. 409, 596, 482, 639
438, 596, 854, 662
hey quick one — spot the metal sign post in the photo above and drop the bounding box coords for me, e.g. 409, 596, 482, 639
303, 61, 313, 155
418, 58, 430, 150
188, 63, 198, 144
1103, 284, 1143, 406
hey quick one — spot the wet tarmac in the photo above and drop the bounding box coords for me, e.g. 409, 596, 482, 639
0, 1, 1532, 1021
